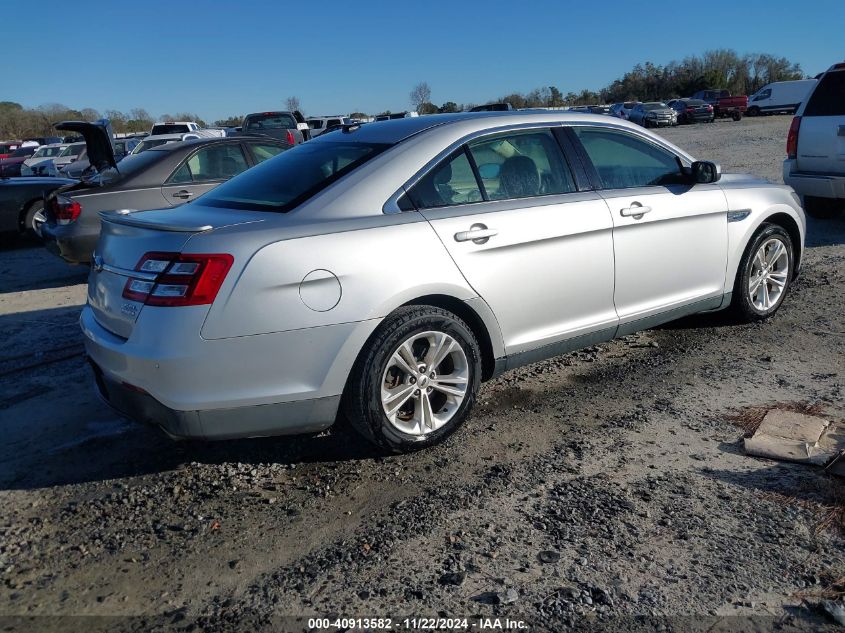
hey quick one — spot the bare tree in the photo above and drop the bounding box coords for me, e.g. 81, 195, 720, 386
409, 82, 432, 113
286, 96, 302, 113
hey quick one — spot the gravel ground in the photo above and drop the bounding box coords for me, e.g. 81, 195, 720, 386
1, 116, 844, 632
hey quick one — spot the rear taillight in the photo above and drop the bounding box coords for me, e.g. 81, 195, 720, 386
285, 130, 295, 145
122, 252, 234, 307
786, 116, 801, 159
51, 195, 82, 225
706, 105, 713, 111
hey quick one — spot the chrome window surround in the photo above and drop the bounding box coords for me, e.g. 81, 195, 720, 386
383, 120, 695, 214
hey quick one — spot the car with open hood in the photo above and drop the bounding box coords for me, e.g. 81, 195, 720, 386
79, 111, 805, 452
41, 120, 290, 263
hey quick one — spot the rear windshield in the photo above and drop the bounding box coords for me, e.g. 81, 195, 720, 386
804, 69, 845, 117
685, 100, 706, 106
244, 113, 296, 131
11, 147, 37, 157
201, 141, 390, 212
151, 124, 190, 135
135, 138, 177, 153
643, 103, 667, 110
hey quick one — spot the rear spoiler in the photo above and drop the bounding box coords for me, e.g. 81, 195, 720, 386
99, 209, 212, 233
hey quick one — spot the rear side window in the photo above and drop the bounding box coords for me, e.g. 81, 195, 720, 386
200, 141, 389, 212
467, 130, 576, 200
168, 144, 249, 183
248, 142, 287, 164
244, 113, 296, 130
804, 70, 845, 117
573, 127, 683, 189
407, 150, 482, 209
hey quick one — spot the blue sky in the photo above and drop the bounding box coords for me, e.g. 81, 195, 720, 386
3, 0, 842, 121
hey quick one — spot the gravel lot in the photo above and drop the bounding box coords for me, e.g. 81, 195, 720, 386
1, 116, 843, 632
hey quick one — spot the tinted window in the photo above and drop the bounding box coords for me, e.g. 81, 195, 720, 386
168, 144, 249, 183
753, 89, 771, 101
59, 144, 84, 157
151, 124, 191, 135
804, 70, 845, 117
243, 113, 296, 130
248, 142, 287, 164
11, 147, 37, 157
407, 150, 482, 209
573, 127, 683, 189
467, 129, 576, 200
201, 141, 389, 212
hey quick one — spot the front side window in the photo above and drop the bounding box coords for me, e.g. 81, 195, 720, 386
753, 89, 772, 101
201, 141, 389, 212
467, 129, 576, 200
407, 150, 482, 209
573, 127, 684, 189
168, 144, 249, 184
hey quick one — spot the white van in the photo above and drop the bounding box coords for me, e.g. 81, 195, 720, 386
747, 79, 817, 116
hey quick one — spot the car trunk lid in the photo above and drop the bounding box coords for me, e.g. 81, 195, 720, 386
54, 119, 117, 173
88, 205, 265, 338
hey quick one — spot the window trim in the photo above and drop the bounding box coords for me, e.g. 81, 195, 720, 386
385, 122, 586, 213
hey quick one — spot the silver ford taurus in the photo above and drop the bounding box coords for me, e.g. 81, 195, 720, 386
82, 111, 805, 452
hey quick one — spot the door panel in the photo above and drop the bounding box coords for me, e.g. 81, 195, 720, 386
602, 185, 728, 323
421, 193, 617, 355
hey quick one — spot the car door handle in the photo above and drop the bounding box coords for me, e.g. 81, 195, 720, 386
620, 204, 652, 218
172, 190, 194, 199
454, 224, 498, 244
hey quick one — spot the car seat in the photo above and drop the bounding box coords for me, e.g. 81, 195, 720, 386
499, 155, 539, 198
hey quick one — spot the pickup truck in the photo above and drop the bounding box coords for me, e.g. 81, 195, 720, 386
691, 90, 747, 120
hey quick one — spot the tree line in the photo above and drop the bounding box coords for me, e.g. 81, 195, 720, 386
1, 49, 806, 139
411, 49, 806, 113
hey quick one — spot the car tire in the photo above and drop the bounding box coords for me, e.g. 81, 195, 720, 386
731, 224, 794, 322
732, 111, 743, 121
343, 305, 482, 453
804, 196, 844, 220
748, 106, 760, 117
21, 201, 45, 235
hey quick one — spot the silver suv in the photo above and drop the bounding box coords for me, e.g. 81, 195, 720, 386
783, 62, 845, 219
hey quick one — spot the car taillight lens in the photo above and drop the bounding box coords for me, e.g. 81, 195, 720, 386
786, 116, 801, 159
122, 252, 234, 307
706, 105, 713, 111
51, 195, 82, 225
286, 130, 295, 145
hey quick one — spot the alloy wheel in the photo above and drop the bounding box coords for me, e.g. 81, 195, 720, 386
380, 331, 469, 436
748, 237, 789, 311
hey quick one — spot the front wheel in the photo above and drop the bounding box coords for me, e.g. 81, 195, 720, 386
732, 224, 794, 321
343, 306, 482, 452
747, 106, 760, 117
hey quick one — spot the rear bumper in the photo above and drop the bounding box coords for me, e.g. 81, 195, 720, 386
89, 358, 340, 440
783, 160, 845, 200
41, 222, 97, 264
80, 305, 360, 440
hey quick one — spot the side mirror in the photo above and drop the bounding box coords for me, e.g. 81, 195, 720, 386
690, 160, 721, 184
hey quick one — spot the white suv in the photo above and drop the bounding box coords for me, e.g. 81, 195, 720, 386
783, 62, 845, 219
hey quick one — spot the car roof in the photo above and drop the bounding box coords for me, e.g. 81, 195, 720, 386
310, 111, 640, 145
147, 135, 286, 152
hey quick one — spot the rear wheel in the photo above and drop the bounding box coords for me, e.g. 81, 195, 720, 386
343, 306, 481, 452
804, 196, 844, 219
732, 224, 794, 321
21, 201, 45, 235
731, 110, 743, 121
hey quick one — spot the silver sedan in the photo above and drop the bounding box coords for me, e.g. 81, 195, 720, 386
82, 111, 805, 452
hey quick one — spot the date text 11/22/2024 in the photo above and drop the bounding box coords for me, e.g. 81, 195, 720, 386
307, 617, 529, 630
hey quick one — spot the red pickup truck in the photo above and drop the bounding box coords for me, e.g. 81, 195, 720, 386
691, 90, 748, 120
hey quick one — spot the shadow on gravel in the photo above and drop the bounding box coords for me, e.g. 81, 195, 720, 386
805, 215, 845, 248
0, 416, 382, 491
